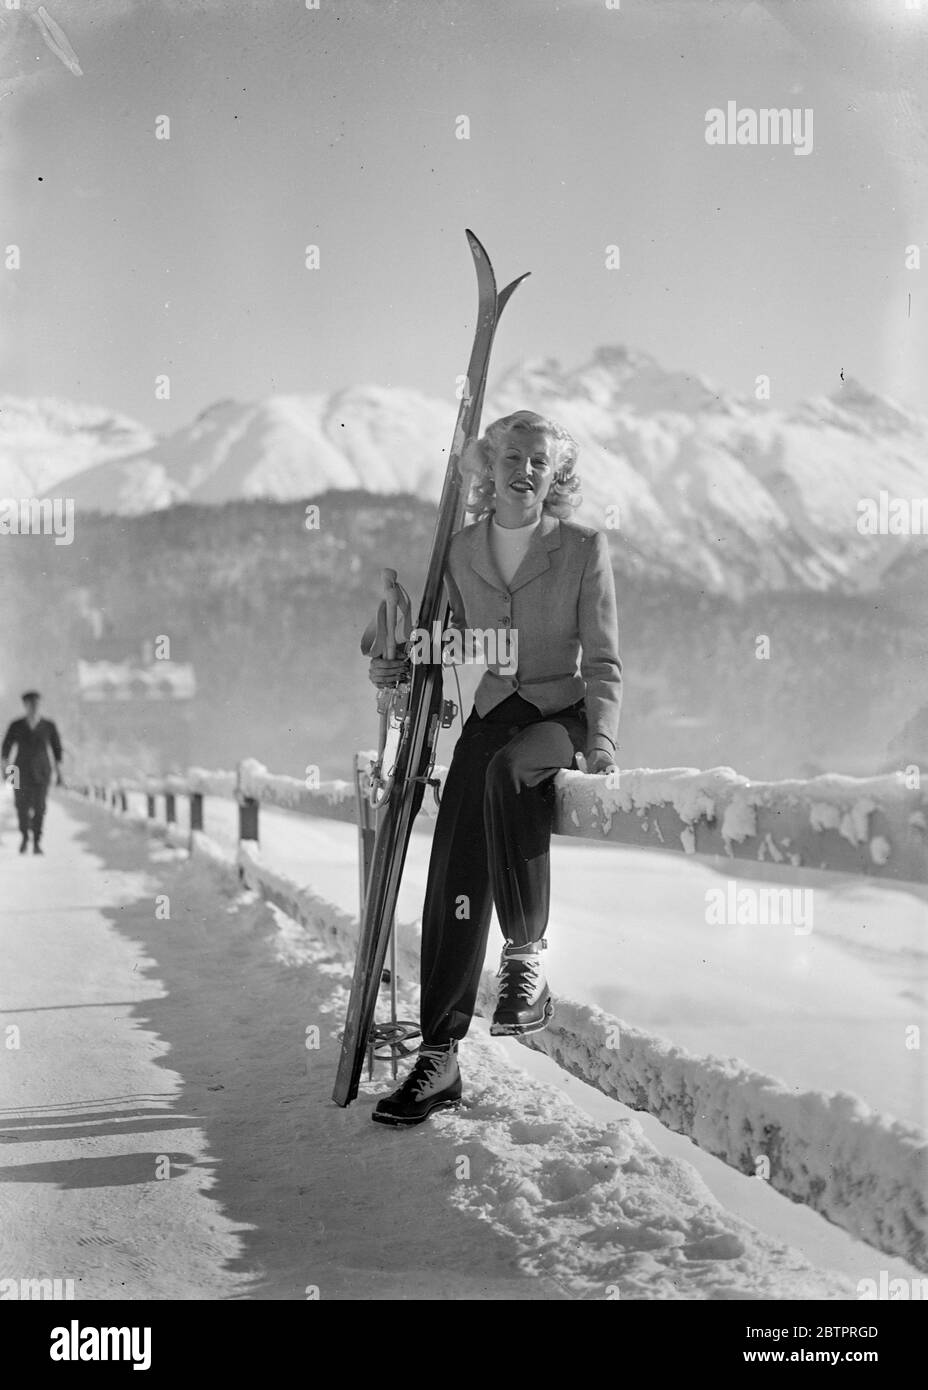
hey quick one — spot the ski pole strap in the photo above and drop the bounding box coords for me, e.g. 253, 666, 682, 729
360, 571, 412, 658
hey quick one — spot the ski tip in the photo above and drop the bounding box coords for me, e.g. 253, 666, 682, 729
464, 228, 488, 260
496, 270, 532, 313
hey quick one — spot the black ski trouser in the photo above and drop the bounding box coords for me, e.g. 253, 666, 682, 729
419, 692, 587, 1046
15, 784, 48, 842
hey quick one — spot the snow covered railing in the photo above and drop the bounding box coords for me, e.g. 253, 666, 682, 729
179, 767, 238, 800
237, 758, 355, 821
96, 759, 357, 834
355, 756, 928, 883
75, 756, 928, 883
553, 767, 928, 884
361, 759, 928, 882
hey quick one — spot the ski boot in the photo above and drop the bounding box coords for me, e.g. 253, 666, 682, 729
490, 939, 553, 1037
371, 1041, 461, 1127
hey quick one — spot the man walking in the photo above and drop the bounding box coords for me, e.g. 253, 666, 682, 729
2, 691, 63, 854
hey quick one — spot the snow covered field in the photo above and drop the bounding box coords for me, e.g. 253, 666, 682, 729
7, 789, 920, 1300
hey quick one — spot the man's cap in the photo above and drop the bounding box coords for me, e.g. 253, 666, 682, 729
21, 690, 40, 702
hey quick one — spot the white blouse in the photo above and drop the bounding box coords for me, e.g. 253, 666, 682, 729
489, 516, 541, 587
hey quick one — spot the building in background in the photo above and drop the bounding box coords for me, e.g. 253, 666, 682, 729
73, 641, 196, 778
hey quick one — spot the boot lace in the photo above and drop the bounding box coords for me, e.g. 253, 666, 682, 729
396, 1046, 453, 1100
497, 947, 544, 1006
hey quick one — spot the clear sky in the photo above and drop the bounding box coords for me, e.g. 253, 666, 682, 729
1, 0, 926, 432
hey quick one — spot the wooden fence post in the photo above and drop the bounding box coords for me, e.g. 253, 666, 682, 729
238, 796, 259, 843
236, 762, 259, 887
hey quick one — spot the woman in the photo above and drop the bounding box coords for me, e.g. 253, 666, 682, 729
369, 410, 622, 1125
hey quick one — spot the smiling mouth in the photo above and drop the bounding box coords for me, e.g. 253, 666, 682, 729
510, 479, 534, 493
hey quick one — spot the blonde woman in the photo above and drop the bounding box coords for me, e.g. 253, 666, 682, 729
369, 410, 622, 1125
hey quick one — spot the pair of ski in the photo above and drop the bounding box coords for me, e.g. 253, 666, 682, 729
332, 231, 530, 1107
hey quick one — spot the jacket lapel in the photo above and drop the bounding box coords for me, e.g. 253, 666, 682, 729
469, 516, 507, 592
507, 513, 561, 592
467, 512, 562, 593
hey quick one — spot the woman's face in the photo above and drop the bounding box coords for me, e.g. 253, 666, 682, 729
491, 428, 557, 515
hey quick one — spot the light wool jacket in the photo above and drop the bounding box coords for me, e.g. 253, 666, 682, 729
443, 512, 622, 753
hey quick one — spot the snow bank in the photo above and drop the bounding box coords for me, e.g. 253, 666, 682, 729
514, 999, 927, 1274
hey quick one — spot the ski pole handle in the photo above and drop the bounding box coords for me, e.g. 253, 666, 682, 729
381, 568, 399, 661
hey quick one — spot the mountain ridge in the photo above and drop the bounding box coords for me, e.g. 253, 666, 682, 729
3, 349, 926, 598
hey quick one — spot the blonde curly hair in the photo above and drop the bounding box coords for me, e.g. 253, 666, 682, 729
461, 411, 582, 522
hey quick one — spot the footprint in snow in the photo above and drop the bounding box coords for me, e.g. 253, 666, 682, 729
681, 1232, 745, 1261
537, 1154, 620, 1202
508, 1120, 566, 1146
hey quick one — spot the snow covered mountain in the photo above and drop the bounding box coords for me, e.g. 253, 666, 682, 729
54, 390, 455, 516
0, 396, 155, 497
8, 349, 928, 596
489, 349, 928, 596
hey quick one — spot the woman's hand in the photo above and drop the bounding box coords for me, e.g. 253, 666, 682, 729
579, 749, 617, 776
368, 651, 411, 688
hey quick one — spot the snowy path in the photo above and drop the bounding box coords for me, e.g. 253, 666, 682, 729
0, 795, 567, 1298
0, 791, 870, 1299
0, 796, 246, 1299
